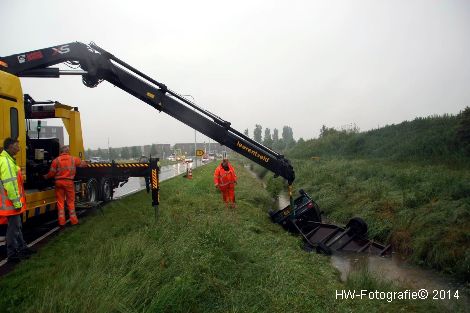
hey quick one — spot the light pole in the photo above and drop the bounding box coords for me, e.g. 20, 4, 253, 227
182, 94, 197, 166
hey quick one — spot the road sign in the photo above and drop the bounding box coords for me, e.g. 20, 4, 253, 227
196, 149, 204, 157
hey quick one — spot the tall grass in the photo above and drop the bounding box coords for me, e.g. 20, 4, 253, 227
289, 113, 469, 164
289, 158, 470, 280
0, 162, 448, 312
263, 112, 470, 279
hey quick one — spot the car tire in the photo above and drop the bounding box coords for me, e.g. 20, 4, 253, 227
346, 217, 368, 236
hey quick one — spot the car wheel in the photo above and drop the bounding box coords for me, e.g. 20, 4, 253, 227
346, 217, 368, 236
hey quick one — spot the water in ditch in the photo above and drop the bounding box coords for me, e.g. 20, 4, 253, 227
274, 191, 468, 307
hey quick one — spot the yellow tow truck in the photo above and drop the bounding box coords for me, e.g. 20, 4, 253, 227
0, 42, 294, 224
0, 71, 160, 222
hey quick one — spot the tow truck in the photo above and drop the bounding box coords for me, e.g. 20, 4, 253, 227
0, 42, 389, 255
0, 42, 293, 220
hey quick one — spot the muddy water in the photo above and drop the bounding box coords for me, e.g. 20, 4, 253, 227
274, 190, 468, 306
113, 160, 208, 198
330, 252, 465, 290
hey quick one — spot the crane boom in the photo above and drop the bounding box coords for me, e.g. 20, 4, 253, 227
0, 42, 295, 184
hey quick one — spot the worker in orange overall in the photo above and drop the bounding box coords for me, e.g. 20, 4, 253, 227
213, 155, 237, 208
0, 138, 35, 263
44, 145, 86, 226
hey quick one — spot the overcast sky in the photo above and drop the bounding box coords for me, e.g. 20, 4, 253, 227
2, 0, 469, 149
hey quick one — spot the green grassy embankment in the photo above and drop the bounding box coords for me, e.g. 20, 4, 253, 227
289, 158, 469, 280
289, 112, 469, 163
0, 162, 454, 312
256, 111, 470, 280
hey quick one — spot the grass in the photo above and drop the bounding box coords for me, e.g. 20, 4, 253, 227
288, 112, 469, 163
283, 158, 470, 281
0, 162, 457, 312
278, 110, 469, 280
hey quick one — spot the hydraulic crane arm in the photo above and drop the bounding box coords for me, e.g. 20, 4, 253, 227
0, 42, 295, 184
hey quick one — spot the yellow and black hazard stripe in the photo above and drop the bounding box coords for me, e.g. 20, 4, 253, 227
151, 169, 158, 189
87, 163, 112, 168
86, 163, 149, 168
116, 163, 149, 168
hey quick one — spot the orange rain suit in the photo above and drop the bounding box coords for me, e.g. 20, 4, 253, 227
45, 153, 83, 226
213, 161, 237, 207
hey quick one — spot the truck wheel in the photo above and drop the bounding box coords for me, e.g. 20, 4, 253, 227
346, 217, 368, 236
86, 178, 99, 203
100, 178, 113, 202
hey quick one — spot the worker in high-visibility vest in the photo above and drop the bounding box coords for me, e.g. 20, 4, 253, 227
44, 145, 87, 226
213, 154, 237, 208
0, 137, 35, 263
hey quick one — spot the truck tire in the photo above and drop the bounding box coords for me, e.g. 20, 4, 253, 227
85, 178, 99, 203
100, 178, 113, 202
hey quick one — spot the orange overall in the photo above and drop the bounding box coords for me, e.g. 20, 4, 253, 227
214, 162, 237, 207
45, 153, 82, 226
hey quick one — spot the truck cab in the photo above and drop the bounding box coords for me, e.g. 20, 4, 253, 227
0, 71, 27, 173
1, 71, 63, 221
1, 70, 159, 222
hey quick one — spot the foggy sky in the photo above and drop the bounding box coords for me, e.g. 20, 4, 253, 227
1, 0, 469, 150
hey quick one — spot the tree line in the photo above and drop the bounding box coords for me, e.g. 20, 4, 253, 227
86, 107, 469, 163
244, 125, 297, 151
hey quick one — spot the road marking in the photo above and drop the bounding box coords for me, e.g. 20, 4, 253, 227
1, 221, 64, 267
